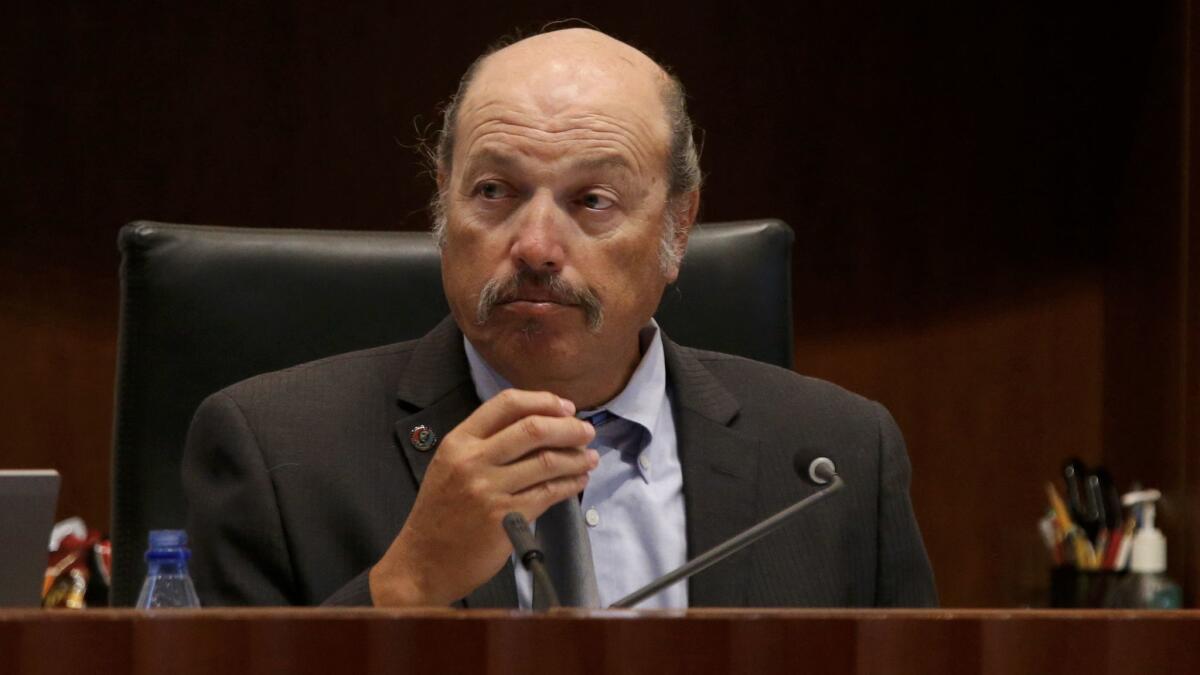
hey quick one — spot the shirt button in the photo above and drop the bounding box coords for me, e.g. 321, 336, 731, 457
584, 507, 600, 527
638, 454, 651, 472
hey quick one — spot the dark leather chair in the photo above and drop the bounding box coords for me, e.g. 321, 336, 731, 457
109, 219, 794, 606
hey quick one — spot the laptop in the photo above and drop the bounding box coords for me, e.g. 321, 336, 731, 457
0, 470, 60, 607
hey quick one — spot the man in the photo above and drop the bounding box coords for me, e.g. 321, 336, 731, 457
183, 27, 937, 608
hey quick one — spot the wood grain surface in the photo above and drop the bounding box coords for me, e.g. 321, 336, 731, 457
2, 609, 1198, 675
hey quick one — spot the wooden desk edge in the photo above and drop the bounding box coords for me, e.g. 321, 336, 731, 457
2, 607, 1198, 622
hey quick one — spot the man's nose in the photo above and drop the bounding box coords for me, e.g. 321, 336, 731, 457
510, 190, 568, 273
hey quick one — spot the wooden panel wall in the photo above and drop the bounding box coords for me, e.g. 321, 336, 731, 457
1186, 0, 1200, 612
1100, 0, 1192, 603
2, 1, 1194, 606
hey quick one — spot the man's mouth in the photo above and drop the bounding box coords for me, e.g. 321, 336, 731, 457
500, 289, 573, 305
499, 297, 574, 310
475, 271, 604, 332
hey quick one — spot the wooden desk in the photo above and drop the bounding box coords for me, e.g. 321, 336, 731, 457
2, 608, 1197, 674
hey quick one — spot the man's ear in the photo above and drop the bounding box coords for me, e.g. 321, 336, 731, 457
678, 189, 700, 234
665, 189, 701, 282
436, 166, 449, 196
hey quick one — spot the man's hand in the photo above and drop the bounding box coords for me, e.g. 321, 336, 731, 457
368, 389, 598, 607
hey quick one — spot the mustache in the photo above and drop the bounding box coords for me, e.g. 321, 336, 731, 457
475, 269, 605, 332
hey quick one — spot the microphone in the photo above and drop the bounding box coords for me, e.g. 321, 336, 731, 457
609, 455, 844, 609
501, 512, 560, 610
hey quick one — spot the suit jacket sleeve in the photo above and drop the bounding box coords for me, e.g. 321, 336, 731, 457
873, 402, 938, 606
183, 391, 374, 606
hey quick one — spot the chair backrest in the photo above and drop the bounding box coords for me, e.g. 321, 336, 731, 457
109, 219, 794, 605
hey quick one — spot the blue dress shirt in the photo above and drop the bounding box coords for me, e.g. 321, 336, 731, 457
463, 322, 688, 609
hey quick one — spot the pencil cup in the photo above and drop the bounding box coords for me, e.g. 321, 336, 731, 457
1049, 567, 1125, 608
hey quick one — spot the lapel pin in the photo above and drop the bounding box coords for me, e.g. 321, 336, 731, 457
409, 425, 437, 452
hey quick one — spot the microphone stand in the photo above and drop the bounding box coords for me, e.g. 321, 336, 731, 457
610, 475, 844, 609
502, 512, 560, 610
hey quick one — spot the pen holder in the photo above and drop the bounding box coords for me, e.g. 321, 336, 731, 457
1049, 567, 1125, 608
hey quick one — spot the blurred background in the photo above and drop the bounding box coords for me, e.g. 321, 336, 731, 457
2, 1, 1196, 607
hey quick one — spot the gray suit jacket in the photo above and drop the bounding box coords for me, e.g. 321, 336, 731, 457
183, 316, 937, 607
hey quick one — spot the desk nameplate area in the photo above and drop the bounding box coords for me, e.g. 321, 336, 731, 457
1, 608, 1197, 675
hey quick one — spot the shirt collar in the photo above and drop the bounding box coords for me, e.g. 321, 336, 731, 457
462, 321, 667, 440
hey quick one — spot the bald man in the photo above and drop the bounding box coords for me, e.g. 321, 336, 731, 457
183, 28, 937, 609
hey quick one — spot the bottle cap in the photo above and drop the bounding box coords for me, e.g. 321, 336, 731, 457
148, 530, 188, 550
145, 529, 191, 562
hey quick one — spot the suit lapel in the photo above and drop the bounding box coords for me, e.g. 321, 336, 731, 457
663, 337, 761, 607
394, 382, 478, 484
391, 316, 518, 608
393, 317, 476, 483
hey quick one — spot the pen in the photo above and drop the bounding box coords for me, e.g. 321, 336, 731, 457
1114, 516, 1136, 570
1047, 482, 1095, 568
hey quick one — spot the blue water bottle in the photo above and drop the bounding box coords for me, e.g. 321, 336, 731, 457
135, 530, 201, 608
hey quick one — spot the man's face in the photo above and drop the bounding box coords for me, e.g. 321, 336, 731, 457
438, 32, 687, 396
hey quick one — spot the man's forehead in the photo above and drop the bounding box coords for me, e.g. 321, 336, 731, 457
458, 31, 669, 134
449, 30, 672, 175
476, 29, 667, 91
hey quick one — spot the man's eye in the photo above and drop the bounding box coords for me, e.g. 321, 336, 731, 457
580, 193, 615, 210
476, 181, 511, 200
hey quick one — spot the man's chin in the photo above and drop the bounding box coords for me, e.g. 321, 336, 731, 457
488, 322, 594, 379
489, 312, 595, 348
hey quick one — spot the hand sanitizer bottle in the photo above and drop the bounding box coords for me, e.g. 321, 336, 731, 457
1108, 490, 1183, 609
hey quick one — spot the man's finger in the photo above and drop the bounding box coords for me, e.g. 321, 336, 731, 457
496, 446, 599, 494
457, 389, 575, 438
486, 414, 595, 465
512, 473, 591, 520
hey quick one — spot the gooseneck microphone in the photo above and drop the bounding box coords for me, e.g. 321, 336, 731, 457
502, 512, 560, 610
609, 455, 844, 609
